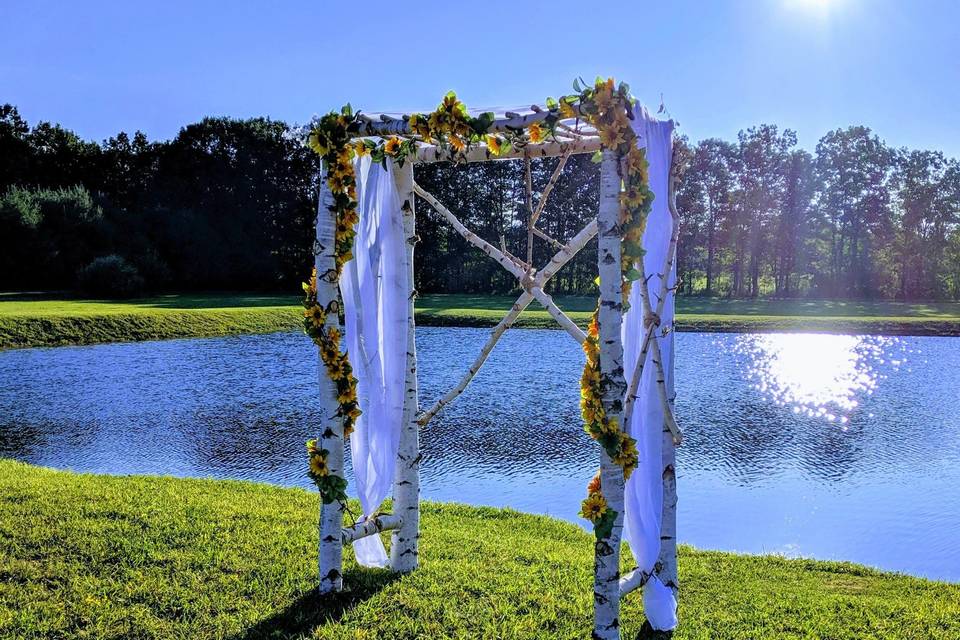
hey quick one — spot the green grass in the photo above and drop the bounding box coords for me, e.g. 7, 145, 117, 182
0, 460, 957, 639
2, 292, 960, 349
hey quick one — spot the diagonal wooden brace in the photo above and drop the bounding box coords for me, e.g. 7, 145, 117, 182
414, 182, 587, 342
416, 214, 598, 427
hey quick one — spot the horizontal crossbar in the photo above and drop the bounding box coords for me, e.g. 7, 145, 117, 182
414, 138, 601, 164
341, 514, 403, 544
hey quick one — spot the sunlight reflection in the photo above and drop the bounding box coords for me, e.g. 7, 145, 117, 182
735, 334, 904, 422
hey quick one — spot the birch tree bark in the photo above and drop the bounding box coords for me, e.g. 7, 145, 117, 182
656, 179, 682, 599
342, 513, 403, 544
390, 160, 421, 573
594, 151, 627, 640
315, 175, 346, 594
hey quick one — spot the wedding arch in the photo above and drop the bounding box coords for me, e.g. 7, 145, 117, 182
300, 78, 683, 638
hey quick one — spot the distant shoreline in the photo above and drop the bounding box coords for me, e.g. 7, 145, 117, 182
2, 293, 959, 349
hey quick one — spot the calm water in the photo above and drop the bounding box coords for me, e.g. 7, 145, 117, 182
1, 329, 958, 581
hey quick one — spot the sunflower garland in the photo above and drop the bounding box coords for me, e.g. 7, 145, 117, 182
572, 77, 656, 539
306, 437, 348, 505
302, 106, 365, 502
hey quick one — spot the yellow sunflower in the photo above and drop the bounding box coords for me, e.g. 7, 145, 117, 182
587, 473, 602, 494
528, 122, 544, 143
336, 146, 352, 167
449, 135, 466, 152
485, 134, 503, 156
326, 327, 342, 347
305, 305, 326, 329
326, 357, 347, 381
309, 453, 329, 477
580, 492, 608, 522
384, 137, 402, 156
354, 141, 370, 157
626, 147, 648, 176
559, 99, 576, 119
593, 82, 616, 115
599, 124, 626, 149
587, 316, 600, 338
308, 130, 329, 156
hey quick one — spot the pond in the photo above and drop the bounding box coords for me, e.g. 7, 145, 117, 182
1, 328, 958, 581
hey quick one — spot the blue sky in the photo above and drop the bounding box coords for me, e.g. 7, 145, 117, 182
2, 0, 958, 156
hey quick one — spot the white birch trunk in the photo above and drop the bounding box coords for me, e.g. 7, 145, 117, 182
390, 160, 421, 573
656, 177, 681, 599
315, 175, 346, 594
657, 419, 679, 596
594, 151, 626, 640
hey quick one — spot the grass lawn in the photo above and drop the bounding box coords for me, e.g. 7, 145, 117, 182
1, 460, 957, 639
2, 292, 960, 349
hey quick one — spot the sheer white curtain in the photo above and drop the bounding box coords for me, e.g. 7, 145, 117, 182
339, 156, 410, 567
621, 105, 678, 630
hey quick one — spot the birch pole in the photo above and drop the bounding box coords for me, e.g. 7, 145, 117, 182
656, 176, 682, 599
594, 151, 627, 640
315, 174, 345, 594
390, 160, 421, 573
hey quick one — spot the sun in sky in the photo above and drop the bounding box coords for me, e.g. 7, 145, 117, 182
784, 0, 843, 18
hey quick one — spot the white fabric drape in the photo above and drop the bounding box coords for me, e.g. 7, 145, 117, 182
621, 105, 678, 631
339, 156, 410, 567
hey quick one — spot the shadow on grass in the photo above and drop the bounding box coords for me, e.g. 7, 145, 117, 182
635, 621, 674, 640
229, 569, 401, 640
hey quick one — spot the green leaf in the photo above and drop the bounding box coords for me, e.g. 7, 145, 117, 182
591, 150, 603, 164
545, 96, 558, 110
470, 111, 496, 136
625, 267, 642, 281
573, 78, 582, 92
594, 508, 617, 541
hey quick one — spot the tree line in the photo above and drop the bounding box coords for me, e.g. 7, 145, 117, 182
2, 103, 958, 300
674, 126, 960, 300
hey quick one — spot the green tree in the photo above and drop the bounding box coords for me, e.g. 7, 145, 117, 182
814, 126, 893, 297
677, 138, 737, 295
892, 151, 960, 298
734, 125, 797, 297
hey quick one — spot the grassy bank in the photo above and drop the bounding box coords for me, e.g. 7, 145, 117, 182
2, 293, 960, 349
416, 294, 960, 336
1, 460, 957, 639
